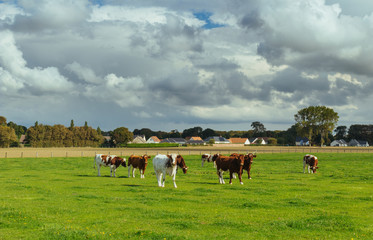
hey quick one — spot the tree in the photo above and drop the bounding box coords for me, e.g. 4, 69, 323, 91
295, 106, 339, 146
251, 121, 266, 137
0, 116, 6, 125
201, 128, 216, 140
111, 127, 133, 146
348, 125, 373, 145
0, 125, 18, 147
182, 126, 203, 138
69, 120, 75, 130
334, 126, 347, 140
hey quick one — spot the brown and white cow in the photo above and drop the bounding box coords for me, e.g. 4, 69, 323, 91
94, 154, 126, 177
230, 153, 257, 179
128, 154, 151, 178
201, 153, 215, 167
303, 154, 319, 173
243, 153, 256, 179
215, 154, 245, 185
153, 154, 188, 188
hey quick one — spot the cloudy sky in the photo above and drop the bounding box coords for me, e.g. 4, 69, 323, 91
1, 0, 373, 132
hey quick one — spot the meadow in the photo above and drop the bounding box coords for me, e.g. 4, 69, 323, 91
0, 152, 372, 239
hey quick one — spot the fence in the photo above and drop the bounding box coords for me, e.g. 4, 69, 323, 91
0, 146, 372, 159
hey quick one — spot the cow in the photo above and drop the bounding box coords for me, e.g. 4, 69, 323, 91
303, 154, 319, 173
127, 154, 151, 178
230, 153, 256, 179
243, 153, 256, 179
215, 154, 245, 185
153, 154, 188, 188
94, 154, 127, 177
201, 153, 215, 167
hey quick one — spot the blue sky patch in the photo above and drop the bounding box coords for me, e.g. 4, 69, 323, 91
193, 11, 224, 29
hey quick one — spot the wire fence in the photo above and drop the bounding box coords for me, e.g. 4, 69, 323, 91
1, 146, 372, 159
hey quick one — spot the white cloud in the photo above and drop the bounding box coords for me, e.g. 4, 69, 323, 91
0, 30, 74, 94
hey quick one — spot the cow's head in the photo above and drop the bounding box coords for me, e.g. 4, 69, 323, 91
237, 154, 245, 166
142, 154, 151, 165
311, 158, 319, 173
176, 155, 188, 174
120, 157, 127, 167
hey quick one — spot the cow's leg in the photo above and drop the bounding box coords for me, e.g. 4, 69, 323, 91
229, 171, 233, 184
172, 174, 177, 188
307, 165, 311, 174
232, 173, 237, 179
303, 160, 306, 173
238, 171, 243, 185
132, 168, 136, 178
141, 169, 145, 178
202, 159, 204, 167
128, 165, 131, 178
97, 165, 101, 176
217, 169, 222, 184
162, 170, 166, 187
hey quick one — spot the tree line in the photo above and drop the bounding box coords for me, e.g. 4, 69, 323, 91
1, 106, 372, 148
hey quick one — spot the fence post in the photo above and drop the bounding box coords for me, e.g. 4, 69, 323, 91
51, 152, 53, 158
21, 152, 23, 158
36, 152, 38, 158
5, 152, 7, 158
66, 152, 68, 158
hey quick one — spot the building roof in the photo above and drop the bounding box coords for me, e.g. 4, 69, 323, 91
148, 136, 161, 142
229, 138, 248, 144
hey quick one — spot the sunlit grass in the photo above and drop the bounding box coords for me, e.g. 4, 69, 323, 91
0, 153, 372, 239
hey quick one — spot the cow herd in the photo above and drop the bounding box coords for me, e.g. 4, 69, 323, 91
94, 153, 319, 188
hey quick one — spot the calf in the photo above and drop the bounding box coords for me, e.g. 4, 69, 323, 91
303, 154, 319, 173
153, 154, 188, 188
94, 154, 126, 177
215, 154, 245, 185
128, 154, 151, 178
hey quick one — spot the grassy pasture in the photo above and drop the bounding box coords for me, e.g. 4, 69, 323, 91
0, 153, 372, 239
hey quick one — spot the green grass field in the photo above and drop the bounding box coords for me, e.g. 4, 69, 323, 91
0, 153, 372, 239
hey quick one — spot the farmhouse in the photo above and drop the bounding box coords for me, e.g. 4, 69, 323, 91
130, 135, 147, 143
296, 137, 310, 146
249, 137, 269, 145
160, 138, 187, 144
229, 138, 250, 145
146, 136, 161, 144
330, 139, 348, 147
349, 139, 369, 147
204, 136, 230, 144
186, 136, 205, 145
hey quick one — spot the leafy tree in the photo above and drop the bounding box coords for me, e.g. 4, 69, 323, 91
111, 127, 133, 146
97, 127, 102, 136
182, 126, 202, 138
0, 125, 18, 147
295, 106, 339, 146
0, 116, 6, 125
201, 128, 216, 140
348, 125, 373, 145
334, 126, 348, 140
69, 120, 75, 130
251, 121, 266, 137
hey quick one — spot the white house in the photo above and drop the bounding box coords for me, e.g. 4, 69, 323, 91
296, 137, 310, 146
146, 136, 161, 144
330, 139, 348, 147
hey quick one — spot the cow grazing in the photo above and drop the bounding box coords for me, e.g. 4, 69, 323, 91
94, 154, 127, 177
128, 154, 151, 178
303, 154, 319, 173
215, 154, 245, 185
201, 154, 215, 167
153, 154, 188, 188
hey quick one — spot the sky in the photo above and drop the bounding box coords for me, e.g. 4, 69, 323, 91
1, 0, 373, 132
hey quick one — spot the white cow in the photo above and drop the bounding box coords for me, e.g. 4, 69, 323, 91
153, 154, 188, 188
94, 154, 126, 177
